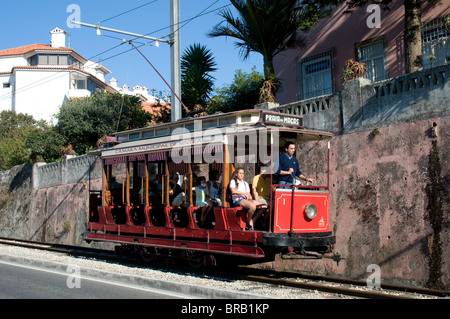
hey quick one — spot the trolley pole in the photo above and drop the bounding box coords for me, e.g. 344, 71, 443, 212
170, 0, 182, 122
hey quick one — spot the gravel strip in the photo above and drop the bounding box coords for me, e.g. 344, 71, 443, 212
0, 244, 339, 299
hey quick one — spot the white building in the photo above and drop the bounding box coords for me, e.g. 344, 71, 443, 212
108, 78, 168, 104
0, 27, 117, 123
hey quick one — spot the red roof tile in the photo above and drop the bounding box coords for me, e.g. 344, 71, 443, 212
0, 43, 74, 57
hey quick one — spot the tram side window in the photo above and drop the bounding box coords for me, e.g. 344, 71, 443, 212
148, 163, 163, 206
108, 162, 126, 205
130, 161, 147, 206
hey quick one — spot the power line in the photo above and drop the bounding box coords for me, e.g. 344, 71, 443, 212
99, 0, 160, 24
129, 40, 186, 109
144, 2, 232, 41
77, 1, 232, 66
0, 1, 231, 105
94, 2, 232, 64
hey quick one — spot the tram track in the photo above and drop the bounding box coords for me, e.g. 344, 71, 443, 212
230, 269, 445, 299
0, 237, 447, 299
231, 267, 449, 299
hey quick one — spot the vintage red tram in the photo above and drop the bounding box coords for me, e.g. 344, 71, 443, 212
87, 109, 336, 264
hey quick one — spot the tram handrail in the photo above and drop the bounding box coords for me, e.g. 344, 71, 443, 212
272, 184, 329, 191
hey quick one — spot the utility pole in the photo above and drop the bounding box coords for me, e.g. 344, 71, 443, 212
170, 0, 182, 122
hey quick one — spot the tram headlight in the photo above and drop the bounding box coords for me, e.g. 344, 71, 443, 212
305, 204, 317, 220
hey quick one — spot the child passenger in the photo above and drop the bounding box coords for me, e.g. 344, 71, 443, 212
195, 176, 214, 228
207, 170, 222, 207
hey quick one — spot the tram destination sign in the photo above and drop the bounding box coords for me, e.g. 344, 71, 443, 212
263, 112, 303, 128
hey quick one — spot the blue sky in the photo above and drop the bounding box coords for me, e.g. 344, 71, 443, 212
0, 0, 263, 96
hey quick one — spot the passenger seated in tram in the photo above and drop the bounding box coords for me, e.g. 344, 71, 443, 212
169, 173, 184, 206
110, 176, 122, 189
195, 176, 214, 228
146, 174, 161, 205
229, 168, 267, 230
207, 170, 222, 207
252, 168, 271, 229
252, 168, 271, 205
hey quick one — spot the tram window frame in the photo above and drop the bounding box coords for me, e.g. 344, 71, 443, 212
185, 123, 195, 132
117, 135, 129, 142
110, 163, 127, 189
129, 133, 141, 141
147, 161, 164, 206
218, 116, 236, 127
155, 128, 168, 137
143, 130, 155, 138
240, 114, 252, 123
106, 162, 127, 206
202, 119, 218, 129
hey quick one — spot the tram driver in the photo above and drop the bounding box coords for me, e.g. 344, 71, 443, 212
277, 141, 314, 186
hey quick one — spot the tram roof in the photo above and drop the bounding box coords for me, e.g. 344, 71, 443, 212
96, 109, 333, 158
113, 109, 332, 140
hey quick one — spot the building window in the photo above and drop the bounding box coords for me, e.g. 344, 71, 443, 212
69, 56, 82, 69
76, 79, 86, 90
38, 54, 49, 65
59, 55, 69, 65
3, 83, 11, 88
357, 39, 387, 82
29, 55, 38, 66
48, 55, 59, 65
422, 17, 450, 69
29, 54, 73, 66
299, 51, 333, 99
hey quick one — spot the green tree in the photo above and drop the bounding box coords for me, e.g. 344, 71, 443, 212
207, 68, 264, 113
26, 130, 67, 163
181, 43, 217, 115
56, 92, 152, 154
0, 111, 47, 170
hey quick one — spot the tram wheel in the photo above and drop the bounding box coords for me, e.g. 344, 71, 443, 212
184, 250, 205, 268
138, 247, 158, 263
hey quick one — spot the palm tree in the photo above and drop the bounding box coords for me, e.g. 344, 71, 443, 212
181, 43, 217, 115
208, 0, 309, 82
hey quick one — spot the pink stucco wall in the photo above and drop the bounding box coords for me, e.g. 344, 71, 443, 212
274, 2, 450, 105
262, 115, 449, 289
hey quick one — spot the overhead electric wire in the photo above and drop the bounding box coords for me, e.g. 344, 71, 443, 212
129, 40, 187, 109
94, 2, 232, 66
98, 0, 160, 24
0, 1, 231, 103
142, 2, 232, 41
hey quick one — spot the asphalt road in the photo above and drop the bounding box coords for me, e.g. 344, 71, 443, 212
0, 260, 189, 299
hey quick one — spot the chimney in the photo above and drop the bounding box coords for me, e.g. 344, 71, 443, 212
50, 27, 67, 48
109, 78, 119, 88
